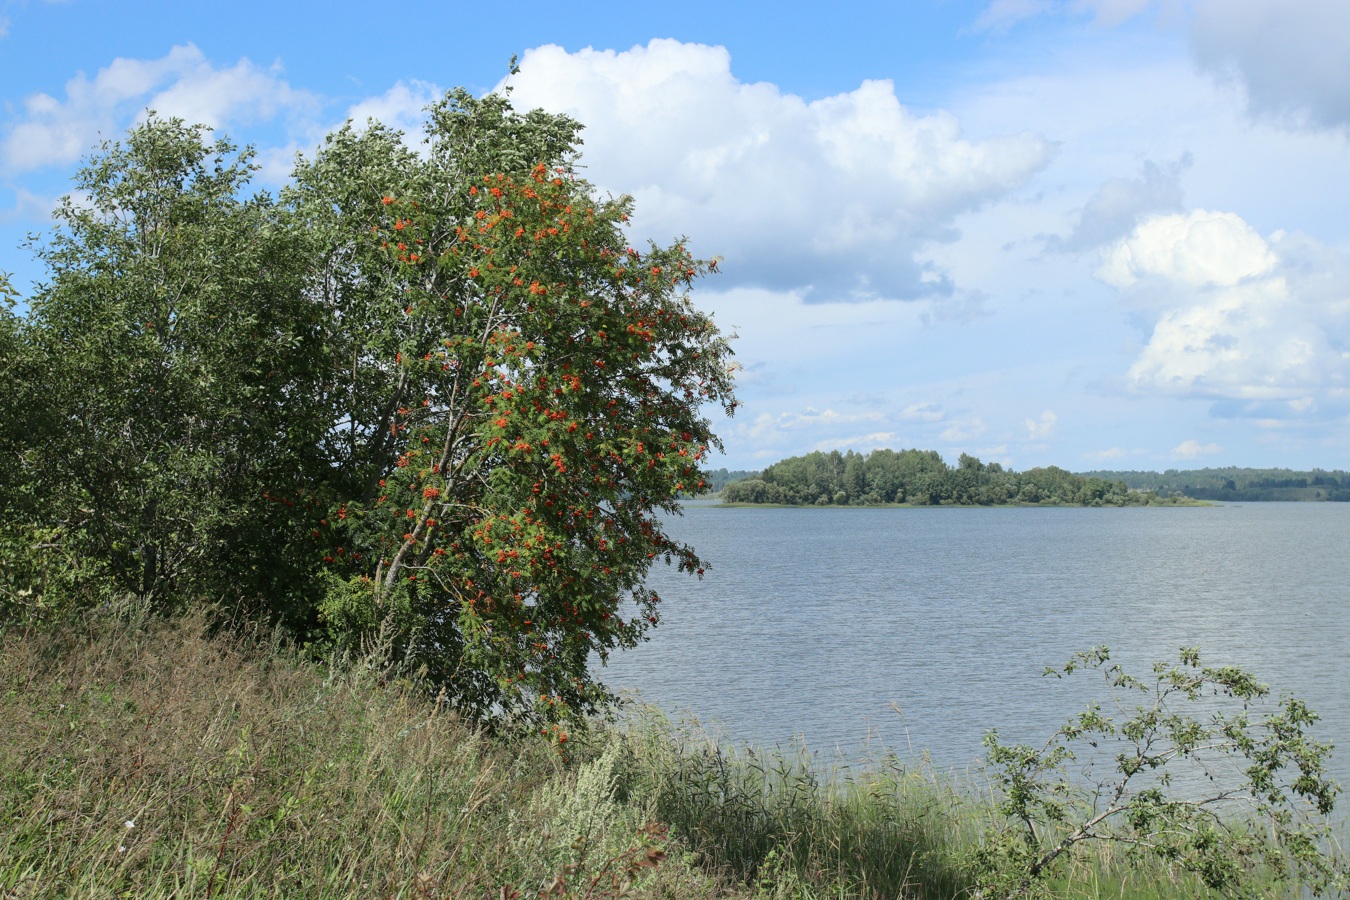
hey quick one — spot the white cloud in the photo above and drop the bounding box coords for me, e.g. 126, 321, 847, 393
1101, 211, 1350, 407
345, 79, 443, 136
1025, 410, 1058, 439
147, 57, 316, 130
1123, 275, 1345, 401
1087, 446, 1128, 460
811, 432, 898, 453
1, 44, 317, 173
0, 187, 67, 223
1191, 0, 1350, 131
1171, 438, 1222, 459
500, 40, 1052, 302
253, 142, 308, 186
1097, 209, 1277, 289
899, 401, 946, 422
739, 404, 909, 459
748, 407, 884, 441
940, 418, 988, 442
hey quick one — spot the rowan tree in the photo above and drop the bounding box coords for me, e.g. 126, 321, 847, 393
289, 90, 738, 734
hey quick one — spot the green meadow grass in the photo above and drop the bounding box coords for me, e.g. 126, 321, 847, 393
0, 613, 1333, 898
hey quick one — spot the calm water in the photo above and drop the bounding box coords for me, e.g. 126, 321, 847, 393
601, 503, 1350, 784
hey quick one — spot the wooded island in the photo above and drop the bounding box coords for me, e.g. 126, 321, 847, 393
718, 450, 1350, 506
718, 449, 1181, 506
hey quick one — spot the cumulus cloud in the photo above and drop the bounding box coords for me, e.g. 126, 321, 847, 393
252, 142, 310, 186
811, 432, 898, 453
748, 407, 884, 441
2, 44, 317, 173
1044, 155, 1189, 253
500, 40, 1052, 302
940, 418, 988, 442
1025, 410, 1058, 439
345, 79, 443, 136
0, 187, 66, 223
1124, 276, 1340, 401
899, 401, 946, 423
1097, 209, 1277, 289
1100, 210, 1350, 409
1172, 438, 1222, 459
1191, 0, 1350, 131
737, 405, 904, 459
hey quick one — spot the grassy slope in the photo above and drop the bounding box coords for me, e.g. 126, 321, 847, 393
0, 613, 719, 898
0, 614, 1316, 899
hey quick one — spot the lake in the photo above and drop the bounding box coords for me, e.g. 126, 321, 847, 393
600, 502, 1350, 787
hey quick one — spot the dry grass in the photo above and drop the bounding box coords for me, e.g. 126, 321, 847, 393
0, 611, 720, 898
1, 611, 1329, 899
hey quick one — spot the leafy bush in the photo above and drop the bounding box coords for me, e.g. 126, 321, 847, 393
975, 647, 1349, 898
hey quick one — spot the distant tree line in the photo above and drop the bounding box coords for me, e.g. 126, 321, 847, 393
702, 467, 761, 493
720, 449, 1184, 507
1082, 467, 1350, 502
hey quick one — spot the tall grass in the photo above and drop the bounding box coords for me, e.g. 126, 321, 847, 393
613, 708, 978, 897
0, 611, 717, 898
0, 612, 1338, 898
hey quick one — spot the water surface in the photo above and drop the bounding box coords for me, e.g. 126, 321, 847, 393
602, 503, 1350, 785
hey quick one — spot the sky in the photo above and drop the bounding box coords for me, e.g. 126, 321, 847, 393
2, 0, 1349, 473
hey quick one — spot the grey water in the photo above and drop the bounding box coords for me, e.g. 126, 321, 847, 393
600, 502, 1350, 786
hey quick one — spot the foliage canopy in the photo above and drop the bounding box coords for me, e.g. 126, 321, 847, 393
0, 89, 737, 733
1083, 466, 1350, 502
721, 448, 1185, 507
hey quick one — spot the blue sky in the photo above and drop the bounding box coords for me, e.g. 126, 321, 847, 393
3, 0, 1349, 472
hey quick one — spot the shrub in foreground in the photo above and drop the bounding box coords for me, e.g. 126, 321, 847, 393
976, 647, 1349, 898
